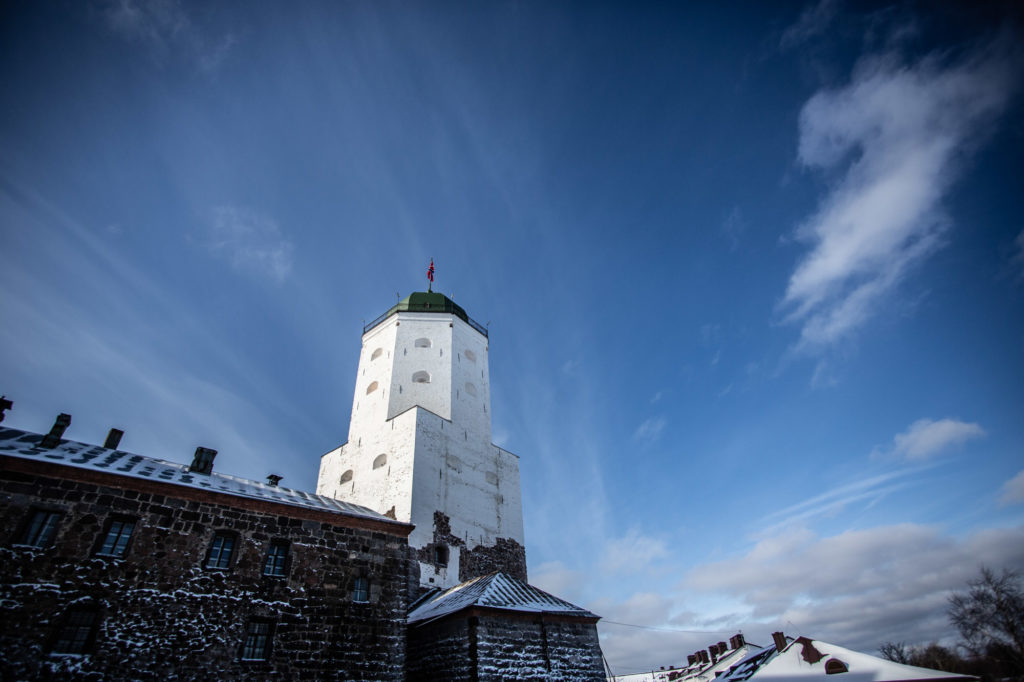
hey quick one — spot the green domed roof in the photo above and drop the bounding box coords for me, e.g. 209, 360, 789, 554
364, 292, 488, 337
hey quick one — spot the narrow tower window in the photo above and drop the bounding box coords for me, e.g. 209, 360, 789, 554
370, 348, 383, 361
414, 337, 432, 348
366, 381, 379, 395
373, 454, 387, 469
412, 371, 430, 384
340, 470, 353, 484
465, 382, 477, 397
464, 349, 476, 363
434, 545, 449, 567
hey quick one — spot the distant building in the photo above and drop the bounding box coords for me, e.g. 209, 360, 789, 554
613, 632, 975, 682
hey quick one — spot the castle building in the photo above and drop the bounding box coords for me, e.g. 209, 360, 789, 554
317, 292, 527, 592
0, 288, 606, 680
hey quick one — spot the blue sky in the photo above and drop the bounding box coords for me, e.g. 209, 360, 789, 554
2, 0, 1023, 673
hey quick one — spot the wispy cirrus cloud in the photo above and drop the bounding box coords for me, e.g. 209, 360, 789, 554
634, 416, 666, 442
874, 417, 986, 461
207, 206, 294, 283
100, 0, 236, 71
782, 35, 1020, 350
1001, 470, 1024, 506
780, 0, 840, 51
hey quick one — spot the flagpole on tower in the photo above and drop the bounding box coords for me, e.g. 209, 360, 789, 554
427, 258, 435, 293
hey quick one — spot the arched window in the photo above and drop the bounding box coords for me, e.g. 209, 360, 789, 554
825, 659, 848, 675
370, 348, 383, 361
465, 382, 477, 397
414, 337, 432, 348
366, 381, 379, 395
412, 371, 430, 384
373, 454, 387, 469
464, 349, 476, 363
340, 470, 353, 484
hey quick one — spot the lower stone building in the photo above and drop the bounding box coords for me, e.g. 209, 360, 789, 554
0, 423, 413, 680
407, 572, 606, 681
0, 417, 605, 680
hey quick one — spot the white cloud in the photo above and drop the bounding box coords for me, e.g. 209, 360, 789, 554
782, 36, 1020, 350
1013, 229, 1024, 281
207, 206, 294, 283
634, 416, 667, 442
878, 417, 986, 460
100, 0, 235, 71
1001, 470, 1024, 506
721, 207, 746, 250
603, 529, 669, 575
780, 0, 840, 50
684, 524, 1024, 653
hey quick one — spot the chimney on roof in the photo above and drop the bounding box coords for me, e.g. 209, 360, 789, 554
710, 646, 719, 664
687, 654, 697, 665
0, 395, 12, 422
730, 634, 745, 649
717, 641, 728, 654
104, 428, 124, 449
266, 474, 282, 487
772, 631, 788, 652
699, 650, 710, 664
189, 446, 217, 475
40, 413, 71, 449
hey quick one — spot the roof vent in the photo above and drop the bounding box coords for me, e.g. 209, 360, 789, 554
40, 413, 71, 449
104, 428, 124, 449
772, 631, 788, 652
189, 446, 217, 475
0, 395, 12, 422
266, 474, 282, 487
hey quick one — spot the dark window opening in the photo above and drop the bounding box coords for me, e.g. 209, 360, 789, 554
353, 576, 369, 603
241, 620, 274, 661
17, 510, 61, 548
52, 608, 98, 654
96, 518, 135, 557
825, 659, 849, 674
434, 544, 449, 567
263, 541, 289, 577
206, 532, 236, 569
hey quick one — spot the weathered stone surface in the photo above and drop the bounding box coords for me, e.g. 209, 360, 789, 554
411, 511, 527, 592
407, 609, 605, 682
0, 458, 411, 681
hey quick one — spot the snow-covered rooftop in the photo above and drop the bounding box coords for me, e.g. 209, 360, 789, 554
0, 426, 402, 525
407, 571, 599, 624
718, 637, 975, 682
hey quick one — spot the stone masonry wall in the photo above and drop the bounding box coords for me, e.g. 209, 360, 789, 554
407, 609, 605, 682
0, 457, 411, 681
406, 615, 475, 681
476, 612, 605, 682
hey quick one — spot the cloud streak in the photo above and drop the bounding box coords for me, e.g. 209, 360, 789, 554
207, 206, 294, 283
783, 35, 1020, 350
873, 417, 986, 460
1001, 470, 1024, 506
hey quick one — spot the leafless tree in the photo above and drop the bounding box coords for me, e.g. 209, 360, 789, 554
948, 566, 1024, 676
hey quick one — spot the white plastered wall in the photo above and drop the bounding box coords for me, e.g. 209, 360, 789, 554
316, 310, 524, 590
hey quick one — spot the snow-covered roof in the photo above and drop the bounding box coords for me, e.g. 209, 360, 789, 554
612, 642, 762, 682
407, 571, 599, 624
719, 637, 975, 682
0, 426, 402, 525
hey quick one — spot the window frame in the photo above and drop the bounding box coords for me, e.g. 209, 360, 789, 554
352, 576, 369, 603
94, 516, 137, 558
50, 606, 100, 655
205, 530, 238, 570
262, 540, 290, 578
240, 618, 275, 662
15, 508, 62, 549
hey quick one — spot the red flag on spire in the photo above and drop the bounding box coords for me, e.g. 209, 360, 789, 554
427, 259, 435, 284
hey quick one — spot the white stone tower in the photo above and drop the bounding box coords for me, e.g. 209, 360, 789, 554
317, 292, 526, 591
